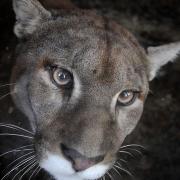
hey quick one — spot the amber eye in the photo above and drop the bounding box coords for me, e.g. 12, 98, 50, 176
52, 68, 73, 87
117, 90, 139, 106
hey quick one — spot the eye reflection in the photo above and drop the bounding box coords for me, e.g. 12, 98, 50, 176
117, 90, 139, 106
53, 68, 72, 86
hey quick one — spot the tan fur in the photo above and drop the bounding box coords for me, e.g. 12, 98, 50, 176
11, 0, 180, 180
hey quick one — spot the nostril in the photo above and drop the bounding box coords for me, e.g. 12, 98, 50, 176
61, 144, 77, 160
61, 143, 82, 160
60, 143, 105, 171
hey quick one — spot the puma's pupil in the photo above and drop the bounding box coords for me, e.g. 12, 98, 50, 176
117, 90, 139, 106
52, 68, 73, 87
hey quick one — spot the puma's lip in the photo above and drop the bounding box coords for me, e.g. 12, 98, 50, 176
40, 152, 110, 180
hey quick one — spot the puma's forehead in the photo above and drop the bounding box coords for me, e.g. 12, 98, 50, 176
33, 48, 148, 104
27, 13, 148, 92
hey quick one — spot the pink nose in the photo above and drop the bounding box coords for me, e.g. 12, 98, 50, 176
61, 144, 104, 171
72, 157, 96, 171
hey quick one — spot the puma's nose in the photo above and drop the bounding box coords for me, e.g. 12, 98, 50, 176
61, 143, 104, 172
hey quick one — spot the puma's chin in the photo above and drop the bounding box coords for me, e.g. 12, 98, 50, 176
77, 164, 110, 180
40, 152, 110, 180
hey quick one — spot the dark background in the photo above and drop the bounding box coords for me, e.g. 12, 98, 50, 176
0, 0, 180, 180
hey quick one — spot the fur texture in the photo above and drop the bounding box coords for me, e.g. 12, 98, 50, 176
11, 0, 180, 179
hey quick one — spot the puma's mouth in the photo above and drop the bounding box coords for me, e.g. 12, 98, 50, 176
40, 152, 110, 180
60, 143, 106, 172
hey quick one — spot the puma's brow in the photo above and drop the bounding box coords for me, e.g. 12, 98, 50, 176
37, 58, 69, 69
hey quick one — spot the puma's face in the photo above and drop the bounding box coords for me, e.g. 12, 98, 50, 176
11, 0, 180, 180
11, 22, 149, 179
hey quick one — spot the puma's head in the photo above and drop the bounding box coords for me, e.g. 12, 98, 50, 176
11, 0, 180, 179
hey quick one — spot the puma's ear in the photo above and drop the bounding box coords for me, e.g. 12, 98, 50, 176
13, 0, 51, 38
147, 42, 180, 81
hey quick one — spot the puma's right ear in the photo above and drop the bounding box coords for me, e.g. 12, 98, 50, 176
13, 0, 51, 38
147, 42, 180, 81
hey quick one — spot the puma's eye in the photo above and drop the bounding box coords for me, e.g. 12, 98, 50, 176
52, 68, 73, 87
117, 90, 139, 106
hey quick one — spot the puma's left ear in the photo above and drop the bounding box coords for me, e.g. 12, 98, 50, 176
147, 42, 180, 81
13, 0, 51, 38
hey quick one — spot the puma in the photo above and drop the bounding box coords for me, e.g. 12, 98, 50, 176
3, 0, 180, 180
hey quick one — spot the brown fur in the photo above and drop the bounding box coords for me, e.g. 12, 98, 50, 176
11, 0, 180, 179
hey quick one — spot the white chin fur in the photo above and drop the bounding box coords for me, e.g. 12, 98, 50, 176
77, 164, 110, 180
40, 152, 110, 180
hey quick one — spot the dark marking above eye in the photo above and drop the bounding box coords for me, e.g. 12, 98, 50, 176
36, 57, 56, 71
98, 17, 115, 83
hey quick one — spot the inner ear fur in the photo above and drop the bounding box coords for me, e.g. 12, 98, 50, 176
13, 0, 51, 38
147, 42, 180, 81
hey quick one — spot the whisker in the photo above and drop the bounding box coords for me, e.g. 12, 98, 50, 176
1, 156, 35, 180
0, 83, 16, 88
12, 156, 35, 171
106, 172, 114, 180
34, 166, 42, 178
0, 148, 33, 158
125, 148, 143, 156
12, 160, 35, 180
19, 161, 37, 180
0, 123, 34, 135
12, 159, 37, 180
120, 144, 145, 150
16, 144, 34, 149
112, 167, 122, 177
0, 133, 33, 139
118, 158, 127, 163
0, 92, 13, 101
29, 165, 40, 180
115, 162, 133, 177
114, 165, 133, 177
3, 151, 34, 172
118, 150, 134, 157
